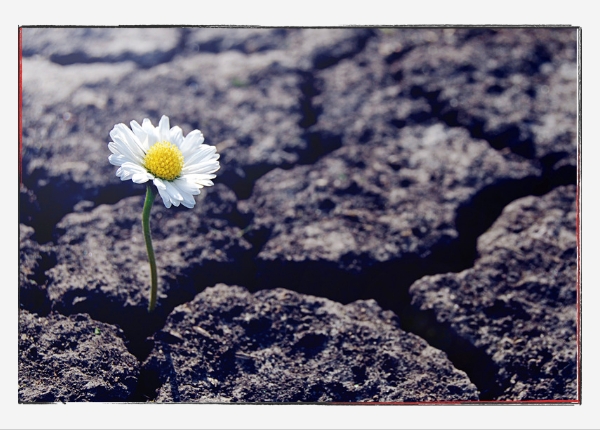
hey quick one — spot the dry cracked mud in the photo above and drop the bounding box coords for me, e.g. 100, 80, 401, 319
19, 26, 579, 403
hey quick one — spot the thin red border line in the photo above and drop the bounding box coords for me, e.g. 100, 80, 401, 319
576, 111, 581, 404
575, 173, 580, 403
329, 399, 578, 405
18, 27, 22, 186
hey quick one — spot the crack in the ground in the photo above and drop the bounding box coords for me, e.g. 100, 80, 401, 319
311, 28, 377, 70
235, 175, 560, 400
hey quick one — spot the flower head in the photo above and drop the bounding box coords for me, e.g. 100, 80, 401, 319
108, 116, 220, 208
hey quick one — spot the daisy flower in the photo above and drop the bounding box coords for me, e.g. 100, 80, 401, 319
108, 115, 220, 208
108, 115, 220, 312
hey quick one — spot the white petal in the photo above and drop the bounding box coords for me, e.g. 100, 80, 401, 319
131, 172, 153, 184
111, 124, 145, 157
154, 178, 189, 208
142, 118, 159, 146
181, 195, 196, 208
153, 177, 167, 191
108, 141, 120, 155
184, 173, 217, 187
171, 179, 197, 207
174, 177, 202, 196
130, 120, 145, 140
164, 181, 184, 202
180, 130, 205, 156
109, 153, 128, 166
183, 144, 216, 165
182, 160, 220, 175
119, 162, 150, 179
158, 116, 170, 141
109, 124, 145, 165
196, 178, 216, 187
183, 153, 219, 168
169, 126, 184, 147
116, 166, 133, 181
156, 187, 172, 208
130, 120, 151, 151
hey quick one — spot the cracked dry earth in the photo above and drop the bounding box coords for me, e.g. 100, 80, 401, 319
19, 27, 579, 403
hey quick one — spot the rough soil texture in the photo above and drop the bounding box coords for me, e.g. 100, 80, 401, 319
19, 27, 579, 403
19, 309, 139, 402
143, 284, 479, 402
410, 185, 578, 400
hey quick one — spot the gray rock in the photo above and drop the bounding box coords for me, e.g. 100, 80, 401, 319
241, 123, 541, 301
142, 284, 479, 402
309, 29, 434, 144
409, 185, 577, 400
19, 309, 139, 402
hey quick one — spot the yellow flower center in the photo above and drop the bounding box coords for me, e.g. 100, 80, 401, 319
144, 141, 184, 181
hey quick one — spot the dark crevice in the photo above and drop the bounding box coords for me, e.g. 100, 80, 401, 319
49, 49, 179, 69
538, 152, 578, 190
46, 28, 190, 69
403, 307, 505, 400
297, 71, 322, 129
20, 178, 145, 245
454, 176, 551, 267
405, 84, 541, 160
218, 133, 342, 202
188, 28, 291, 55
131, 358, 164, 402
219, 67, 341, 198
18, 253, 56, 317
312, 29, 377, 70
401, 83, 577, 183
384, 46, 415, 65
217, 163, 274, 202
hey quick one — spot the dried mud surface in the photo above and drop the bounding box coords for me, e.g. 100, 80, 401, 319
19, 27, 579, 403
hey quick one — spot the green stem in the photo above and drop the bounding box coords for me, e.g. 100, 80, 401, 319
142, 184, 158, 312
